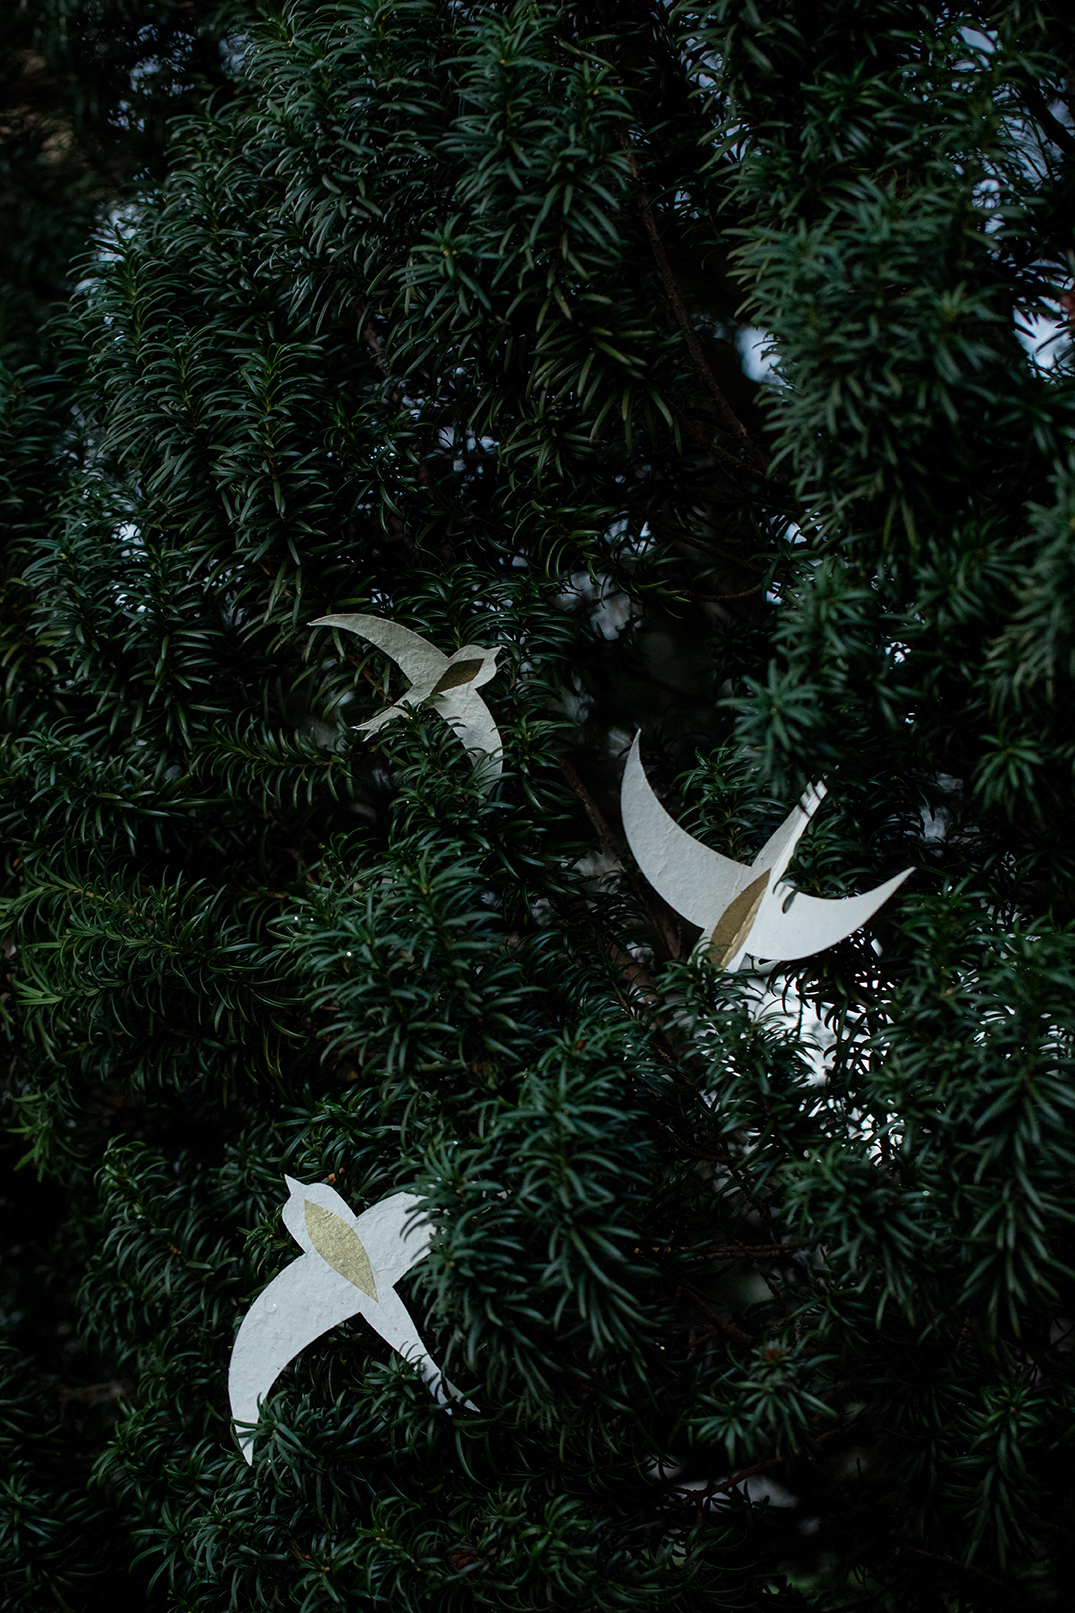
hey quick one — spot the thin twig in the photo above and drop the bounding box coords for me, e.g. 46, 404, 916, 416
705, 1455, 781, 1497
607, 941, 661, 1004
705, 1241, 803, 1259
626, 496, 764, 573
667, 395, 767, 479
1019, 78, 1075, 158
680, 584, 764, 603
658, 1122, 775, 1224
670, 408, 760, 476
657, 1122, 732, 1165
797, 1597, 883, 1613
620, 135, 768, 475
905, 1548, 1010, 1594
675, 1281, 754, 1345
675, 1413, 870, 1508
559, 755, 684, 958
362, 323, 416, 553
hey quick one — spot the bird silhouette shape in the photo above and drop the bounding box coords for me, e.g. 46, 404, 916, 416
228, 1177, 463, 1463
621, 733, 912, 970
311, 613, 502, 782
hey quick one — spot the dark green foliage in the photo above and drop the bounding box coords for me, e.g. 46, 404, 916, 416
0, 0, 240, 366
0, 0, 1073, 1607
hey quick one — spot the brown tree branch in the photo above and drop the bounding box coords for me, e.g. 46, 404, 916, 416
1019, 78, 1075, 159
675, 1281, 754, 1345
625, 495, 764, 572
904, 1547, 1010, 1594
680, 584, 764, 603
704, 1241, 803, 1259
620, 135, 769, 476
559, 755, 684, 958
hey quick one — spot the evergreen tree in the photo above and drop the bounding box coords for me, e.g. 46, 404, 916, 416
0, 0, 240, 366
0, 2, 1073, 1608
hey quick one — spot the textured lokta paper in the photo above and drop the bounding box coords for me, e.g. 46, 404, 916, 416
311, 614, 502, 784
229, 1178, 465, 1463
621, 732, 911, 969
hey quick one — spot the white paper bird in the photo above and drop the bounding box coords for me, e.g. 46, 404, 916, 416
228, 1177, 460, 1463
621, 733, 912, 970
311, 613, 502, 782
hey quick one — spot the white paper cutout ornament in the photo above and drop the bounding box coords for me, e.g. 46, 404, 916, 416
228, 1178, 462, 1463
621, 733, 911, 970
311, 613, 502, 783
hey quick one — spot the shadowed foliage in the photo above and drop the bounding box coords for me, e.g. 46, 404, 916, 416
0, 2, 1073, 1608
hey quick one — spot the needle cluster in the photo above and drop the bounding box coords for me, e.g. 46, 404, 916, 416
0, 3, 1072, 1609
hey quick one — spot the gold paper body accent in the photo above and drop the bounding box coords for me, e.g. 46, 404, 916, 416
304, 1201, 378, 1299
707, 870, 770, 968
432, 658, 484, 694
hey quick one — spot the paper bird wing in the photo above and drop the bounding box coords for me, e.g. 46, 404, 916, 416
355, 1283, 474, 1412
353, 697, 413, 738
310, 614, 447, 686
353, 1288, 476, 1411
746, 867, 913, 964
228, 1253, 362, 1463
350, 1286, 439, 1385
356, 1191, 432, 1289
621, 733, 755, 930
750, 782, 827, 883
434, 684, 503, 781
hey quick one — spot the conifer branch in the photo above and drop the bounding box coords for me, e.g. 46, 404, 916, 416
619, 134, 768, 476
674, 1281, 754, 1345
1, 3, 1070, 1600
559, 755, 685, 958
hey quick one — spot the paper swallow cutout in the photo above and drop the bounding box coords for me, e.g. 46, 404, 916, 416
228, 1178, 463, 1463
311, 613, 502, 782
621, 733, 911, 969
